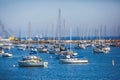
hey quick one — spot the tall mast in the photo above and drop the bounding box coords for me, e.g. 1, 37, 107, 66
28, 21, 31, 55
70, 27, 72, 51
63, 19, 66, 40
79, 25, 81, 40
76, 26, 79, 40
98, 24, 102, 44
104, 24, 106, 41
28, 22, 31, 40
118, 25, 120, 39
58, 8, 61, 41
51, 24, 54, 39
19, 29, 21, 41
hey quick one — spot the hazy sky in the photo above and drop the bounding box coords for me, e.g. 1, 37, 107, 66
0, 0, 120, 37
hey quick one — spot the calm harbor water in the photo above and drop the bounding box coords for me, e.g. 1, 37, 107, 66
0, 46, 120, 80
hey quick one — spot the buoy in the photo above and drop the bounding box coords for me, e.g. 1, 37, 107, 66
13, 64, 16, 67
112, 59, 114, 66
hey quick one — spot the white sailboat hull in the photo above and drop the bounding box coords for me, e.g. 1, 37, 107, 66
79, 44, 86, 49
18, 61, 48, 67
93, 47, 110, 53
18, 47, 26, 50
60, 58, 88, 64
2, 53, 12, 57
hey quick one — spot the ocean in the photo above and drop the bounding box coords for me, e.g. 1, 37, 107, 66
0, 45, 120, 80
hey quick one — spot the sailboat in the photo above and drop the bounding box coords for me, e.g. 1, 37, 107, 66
2, 52, 12, 57
55, 9, 76, 59
0, 46, 12, 57
60, 56, 88, 64
18, 22, 48, 67
37, 44, 48, 53
59, 27, 88, 64
16, 29, 27, 50
92, 25, 110, 53
74, 27, 87, 49
18, 55, 48, 67
3, 42, 12, 50
102, 25, 110, 53
17, 44, 26, 50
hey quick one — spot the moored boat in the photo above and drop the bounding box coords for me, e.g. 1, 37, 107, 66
18, 22, 48, 67
92, 44, 110, 53
2, 53, 12, 57
17, 44, 26, 50
18, 55, 48, 67
60, 58, 88, 64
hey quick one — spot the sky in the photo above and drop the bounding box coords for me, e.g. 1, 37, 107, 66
0, 0, 120, 37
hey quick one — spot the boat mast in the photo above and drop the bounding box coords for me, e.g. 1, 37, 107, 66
28, 21, 31, 55
63, 19, 66, 41
76, 26, 80, 41
28, 22, 31, 40
19, 29, 21, 42
118, 25, 120, 40
104, 24, 106, 43
98, 25, 102, 44
58, 8, 61, 42
70, 27, 72, 51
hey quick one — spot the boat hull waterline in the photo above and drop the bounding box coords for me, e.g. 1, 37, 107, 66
18, 61, 48, 67
60, 58, 88, 64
